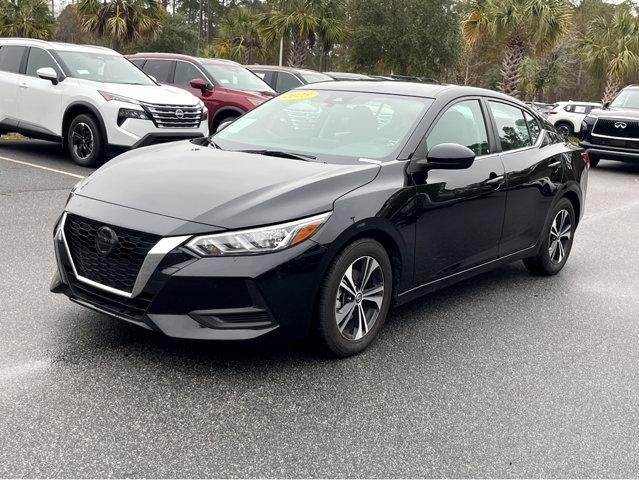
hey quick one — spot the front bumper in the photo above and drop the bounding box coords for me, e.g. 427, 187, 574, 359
51, 207, 328, 342
580, 140, 639, 163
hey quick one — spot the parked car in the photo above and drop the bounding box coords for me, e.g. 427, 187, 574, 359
127, 53, 275, 132
525, 102, 555, 117
51, 81, 588, 356
547, 101, 602, 136
324, 71, 376, 81
0, 39, 207, 166
580, 85, 639, 167
247, 65, 333, 93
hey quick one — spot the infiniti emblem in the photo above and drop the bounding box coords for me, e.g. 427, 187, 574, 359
175, 109, 184, 119
615, 121, 627, 129
95, 226, 119, 257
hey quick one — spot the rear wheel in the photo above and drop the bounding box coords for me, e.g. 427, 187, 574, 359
555, 121, 574, 137
316, 239, 393, 357
67, 114, 104, 167
523, 198, 575, 276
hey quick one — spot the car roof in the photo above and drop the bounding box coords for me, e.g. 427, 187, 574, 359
298, 80, 528, 104
248, 65, 326, 75
128, 52, 241, 67
0, 38, 117, 55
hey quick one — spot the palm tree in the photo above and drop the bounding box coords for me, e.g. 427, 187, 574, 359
315, 0, 349, 72
0, 0, 57, 39
582, 7, 639, 103
76, 0, 163, 51
462, 0, 572, 97
214, 7, 263, 64
259, 0, 320, 68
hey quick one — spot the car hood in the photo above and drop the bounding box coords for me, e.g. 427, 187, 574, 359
74, 142, 380, 230
588, 108, 639, 119
80, 80, 200, 106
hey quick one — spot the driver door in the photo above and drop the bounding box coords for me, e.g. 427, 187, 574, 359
412, 98, 507, 286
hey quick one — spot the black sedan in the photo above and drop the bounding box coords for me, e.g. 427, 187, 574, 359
51, 82, 588, 356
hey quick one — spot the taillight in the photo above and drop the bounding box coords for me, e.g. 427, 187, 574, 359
582, 151, 590, 167
548, 111, 558, 115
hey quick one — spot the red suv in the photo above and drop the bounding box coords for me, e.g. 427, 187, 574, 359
127, 53, 275, 132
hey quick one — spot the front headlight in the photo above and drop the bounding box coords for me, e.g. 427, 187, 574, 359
186, 212, 331, 256
99, 91, 141, 105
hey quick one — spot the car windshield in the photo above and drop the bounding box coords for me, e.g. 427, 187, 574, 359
203, 63, 274, 92
56, 51, 154, 85
213, 90, 432, 163
300, 72, 333, 84
610, 89, 639, 110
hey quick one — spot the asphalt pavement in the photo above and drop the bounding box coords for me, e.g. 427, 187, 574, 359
1, 139, 638, 478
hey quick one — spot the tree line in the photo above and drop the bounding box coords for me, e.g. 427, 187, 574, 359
0, 0, 638, 102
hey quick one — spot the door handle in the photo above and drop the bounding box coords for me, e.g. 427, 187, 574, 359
549, 160, 562, 168
486, 174, 504, 185
18, 82, 28, 88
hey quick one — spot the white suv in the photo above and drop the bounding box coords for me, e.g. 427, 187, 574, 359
547, 101, 602, 136
0, 39, 208, 166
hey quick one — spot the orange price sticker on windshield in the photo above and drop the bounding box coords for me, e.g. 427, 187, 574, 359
278, 91, 319, 100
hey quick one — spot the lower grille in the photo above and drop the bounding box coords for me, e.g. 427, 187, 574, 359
143, 102, 203, 129
67, 272, 154, 320
593, 118, 639, 139
64, 214, 161, 293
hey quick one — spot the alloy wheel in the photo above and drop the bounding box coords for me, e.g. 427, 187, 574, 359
556, 124, 571, 136
335, 256, 385, 341
548, 209, 571, 264
71, 123, 94, 160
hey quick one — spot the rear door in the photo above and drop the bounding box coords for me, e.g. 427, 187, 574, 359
0, 45, 27, 128
487, 100, 566, 255
18, 47, 65, 137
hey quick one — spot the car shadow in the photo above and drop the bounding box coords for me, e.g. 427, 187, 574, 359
596, 160, 639, 175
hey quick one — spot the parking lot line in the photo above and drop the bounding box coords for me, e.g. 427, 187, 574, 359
0, 155, 85, 179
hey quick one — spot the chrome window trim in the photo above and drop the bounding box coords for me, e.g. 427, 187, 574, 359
58, 212, 191, 298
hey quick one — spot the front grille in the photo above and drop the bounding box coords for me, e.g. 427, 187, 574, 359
64, 214, 161, 293
143, 102, 203, 129
67, 272, 154, 320
593, 118, 639, 139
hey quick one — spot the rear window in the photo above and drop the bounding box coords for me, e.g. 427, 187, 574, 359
0, 45, 27, 73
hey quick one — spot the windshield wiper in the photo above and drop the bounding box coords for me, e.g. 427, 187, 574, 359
236, 149, 316, 161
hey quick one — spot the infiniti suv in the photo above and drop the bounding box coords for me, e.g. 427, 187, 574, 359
0, 39, 208, 166
580, 85, 639, 167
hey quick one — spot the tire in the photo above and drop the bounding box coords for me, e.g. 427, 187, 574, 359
555, 121, 574, 137
67, 114, 104, 167
316, 238, 393, 357
211, 112, 240, 134
523, 198, 576, 276
589, 155, 600, 168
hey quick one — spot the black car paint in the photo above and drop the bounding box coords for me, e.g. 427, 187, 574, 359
52, 82, 587, 342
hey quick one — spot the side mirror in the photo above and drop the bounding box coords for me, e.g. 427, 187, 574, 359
216, 119, 235, 133
603, 100, 611, 109
190, 78, 211, 93
37, 67, 59, 85
411, 143, 475, 173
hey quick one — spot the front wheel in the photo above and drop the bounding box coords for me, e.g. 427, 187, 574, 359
316, 239, 393, 357
523, 198, 576, 276
67, 114, 104, 167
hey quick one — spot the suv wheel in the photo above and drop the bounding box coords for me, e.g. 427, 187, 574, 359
316, 239, 393, 357
523, 198, 575, 276
67, 114, 104, 167
589, 154, 600, 168
555, 121, 573, 137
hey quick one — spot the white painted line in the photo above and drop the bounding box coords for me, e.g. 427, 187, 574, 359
0, 155, 85, 179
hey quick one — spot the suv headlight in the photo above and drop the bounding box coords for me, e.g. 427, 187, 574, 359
99, 91, 141, 105
186, 212, 331, 256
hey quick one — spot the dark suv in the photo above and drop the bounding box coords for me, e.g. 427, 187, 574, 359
128, 53, 275, 131
580, 85, 639, 167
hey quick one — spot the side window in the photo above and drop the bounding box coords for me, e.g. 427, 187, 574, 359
25, 48, 58, 77
130, 59, 145, 68
275, 72, 302, 93
252, 69, 267, 79
174, 61, 203, 86
426, 99, 490, 156
142, 60, 173, 83
488, 101, 531, 151
0, 45, 27, 73
574, 105, 586, 114
524, 111, 541, 144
